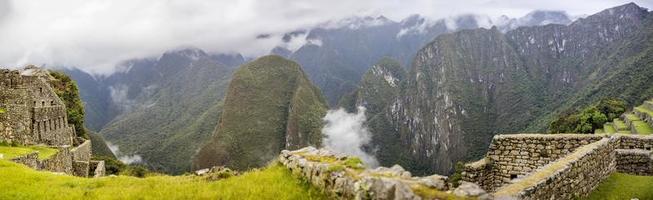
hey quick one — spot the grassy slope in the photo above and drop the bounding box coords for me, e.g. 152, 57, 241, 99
587, 173, 653, 200
632, 121, 653, 135
0, 145, 58, 160
194, 55, 327, 171
528, 13, 653, 131
0, 159, 327, 200
100, 56, 233, 174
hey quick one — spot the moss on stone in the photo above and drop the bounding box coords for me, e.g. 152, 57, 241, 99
410, 184, 470, 200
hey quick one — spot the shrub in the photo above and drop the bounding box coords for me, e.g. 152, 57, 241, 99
549, 98, 626, 133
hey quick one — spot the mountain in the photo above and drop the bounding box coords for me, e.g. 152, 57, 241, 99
278, 12, 572, 105
337, 57, 412, 168
193, 55, 328, 171
356, 3, 652, 175
66, 48, 245, 174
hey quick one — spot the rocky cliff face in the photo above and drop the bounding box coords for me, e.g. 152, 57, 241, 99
370, 3, 652, 175
284, 12, 572, 106
193, 55, 327, 171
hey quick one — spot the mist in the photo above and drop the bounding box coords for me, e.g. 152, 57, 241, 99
0, 0, 648, 74
321, 106, 378, 167
107, 142, 144, 164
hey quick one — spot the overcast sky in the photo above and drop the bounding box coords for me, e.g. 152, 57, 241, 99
0, 0, 650, 74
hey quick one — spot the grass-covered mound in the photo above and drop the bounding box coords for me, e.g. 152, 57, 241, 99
587, 173, 653, 200
0, 159, 328, 200
0, 145, 58, 160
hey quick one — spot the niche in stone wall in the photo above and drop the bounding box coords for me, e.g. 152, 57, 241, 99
510, 174, 518, 180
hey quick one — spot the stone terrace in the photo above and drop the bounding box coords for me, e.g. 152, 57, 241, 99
463, 134, 652, 199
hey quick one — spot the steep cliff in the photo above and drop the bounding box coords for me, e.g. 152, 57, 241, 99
369, 3, 652, 175
193, 55, 327, 171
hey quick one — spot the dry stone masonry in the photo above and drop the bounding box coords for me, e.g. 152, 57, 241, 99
280, 133, 652, 200
0, 66, 104, 177
462, 134, 653, 200
279, 147, 491, 200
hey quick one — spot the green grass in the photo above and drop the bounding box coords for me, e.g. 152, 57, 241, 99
587, 173, 653, 200
624, 113, 640, 122
612, 119, 628, 131
632, 121, 653, 135
635, 106, 653, 118
603, 123, 616, 134
0, 145, 58, 160
0, 160, 328, 200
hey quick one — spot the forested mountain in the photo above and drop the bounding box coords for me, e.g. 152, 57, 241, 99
341, 3, 652, 175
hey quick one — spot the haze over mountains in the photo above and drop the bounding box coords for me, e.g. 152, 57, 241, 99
61, 3, 653, 175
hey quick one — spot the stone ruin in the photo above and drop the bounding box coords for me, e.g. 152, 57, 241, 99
0, 66, 105, 177
463, 134, 652, 200
279, 147, 491, 200
280, 133, 652, 200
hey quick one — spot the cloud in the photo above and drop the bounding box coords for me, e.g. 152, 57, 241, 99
322, 106, 378, 167
0, 0, 649, 74
107, 142, 143, 164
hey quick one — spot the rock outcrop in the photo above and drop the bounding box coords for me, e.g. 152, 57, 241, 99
279, 147, 490, 200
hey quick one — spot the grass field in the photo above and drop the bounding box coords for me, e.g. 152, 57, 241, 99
0, 159, 328, 200
587, 173, 653, 200
0, 145, 58, 160
613, 119, 628, 131
632, 121, 653, 135
603, 123, 616, 134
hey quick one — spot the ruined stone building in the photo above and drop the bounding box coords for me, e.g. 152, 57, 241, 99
0, 66, 105, 177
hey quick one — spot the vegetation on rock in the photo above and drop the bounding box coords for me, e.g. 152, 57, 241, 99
549, 98, 626, 133
49, 71, 87, 139
194, 55, 328, 171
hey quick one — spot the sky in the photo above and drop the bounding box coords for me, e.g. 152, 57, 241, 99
0, 0, 650, 74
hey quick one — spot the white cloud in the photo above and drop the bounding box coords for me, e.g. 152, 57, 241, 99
0, 0, 649, 74
107, 142, 143, 164
322, 106, 378, 167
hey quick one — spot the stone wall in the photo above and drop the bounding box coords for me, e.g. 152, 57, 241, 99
615, 149, 652, 175
0, 68, 74, 146
279, 147, 490, 200
90, 160, 106, 178
72, 140, 91, 162
493, 138, 616, 200
73, 161, 90, 177
617, 135, 653, 150
11, 147, 74, 174
463, 134, 603, 191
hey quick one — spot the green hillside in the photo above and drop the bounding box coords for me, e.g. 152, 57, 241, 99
193, 55, 327, 171
0, 158, 327, 200
592, 98, 653, 135
100, 51, 234, 174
